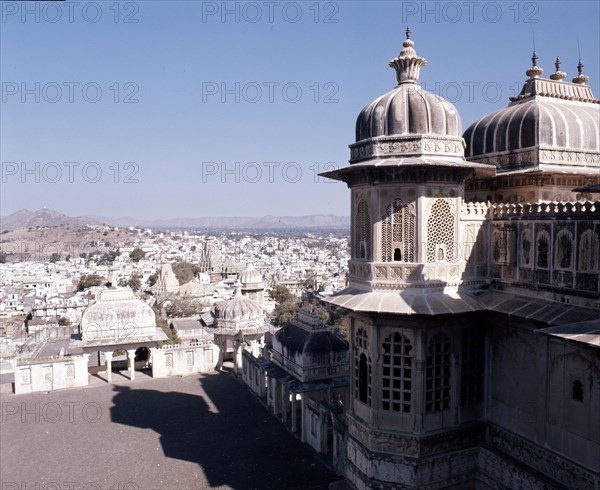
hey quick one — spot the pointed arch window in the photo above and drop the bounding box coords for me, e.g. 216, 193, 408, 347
381, 199, 415, 263
536, 230, 550, 269
354, 200, 371, 260
555, 230, 573, 270
427, 199, 455, 262
354, 329, 371, 406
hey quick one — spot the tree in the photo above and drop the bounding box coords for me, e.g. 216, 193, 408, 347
171, 261, 200, 285
153, 307, 179, 343
164, 297, 203, 318
77, 274, 104, 291
57, 316, 71, 326
49, 252, 61, 263
270, 285, 301, 327
127, 272, 142, 291
0, 252, 6, 264
129, 247, 146, 263
147, 272, 158, 287
269, 285, 295, 304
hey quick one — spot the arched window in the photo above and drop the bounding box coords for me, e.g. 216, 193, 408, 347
355, 200, 371, 260
536, 231, 550, 269
381, 199, 415, 263
354, 329, 371, 406
381, 333, 412, 413
427, 199, 455, 262
579, 230, 599, 272
521, 229, 532, 266
426, 333, 451, 412
571, 379, 583, 402
555, 230, 573, 270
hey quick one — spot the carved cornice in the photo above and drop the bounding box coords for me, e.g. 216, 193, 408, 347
347, 415, 485, 458
349, 135, 464, 163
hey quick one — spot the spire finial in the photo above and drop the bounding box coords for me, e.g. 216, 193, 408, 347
572, 58, 589, 84
549, 56, 566, 81
526, 50, 543, 80
389, 28, 428, 84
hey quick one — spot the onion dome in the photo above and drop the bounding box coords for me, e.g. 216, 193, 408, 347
348, 27, 467, 166
464, 51, 600, 173
215, 283, 263, 330
80, 288, 156, 342
239, 264, 264, 290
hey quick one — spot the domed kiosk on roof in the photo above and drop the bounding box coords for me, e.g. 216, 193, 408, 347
239, 263, 265, 305
463, 52, 600, 203
213, 283, 268, 374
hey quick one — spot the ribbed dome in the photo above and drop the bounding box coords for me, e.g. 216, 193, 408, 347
239, 264, 264, 288
464, 58, 600, 172
215, 288, 263, 322
356, 84, 461, 142
346, 29, 472, 167
81, 288, 156, 341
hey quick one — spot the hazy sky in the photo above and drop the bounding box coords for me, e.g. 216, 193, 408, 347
1, 0, 599, 219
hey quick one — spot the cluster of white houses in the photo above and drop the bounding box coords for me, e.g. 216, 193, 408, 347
3, 30, 599, 489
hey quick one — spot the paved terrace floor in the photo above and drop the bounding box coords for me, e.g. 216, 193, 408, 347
0, 370, 340, 490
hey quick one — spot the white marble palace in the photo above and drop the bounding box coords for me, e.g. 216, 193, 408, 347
311, 29, 599, 489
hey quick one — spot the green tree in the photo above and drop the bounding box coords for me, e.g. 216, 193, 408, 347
77, 274, 104, 291
171, 261, 199, 285
129, 247, 146, 263
57, 316, 71, 326
127, 272, 142, 291
147, 272, 158, 287
270, 285, 301, 327
153, 308, 179, 343
269, 284, 295, 304
49, 252, 61, 263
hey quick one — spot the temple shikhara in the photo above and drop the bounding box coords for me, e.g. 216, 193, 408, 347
6, 29, 599, 489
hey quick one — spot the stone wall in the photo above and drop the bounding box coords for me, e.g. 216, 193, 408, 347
14, 354, 89, 394
151, 341, 219, 378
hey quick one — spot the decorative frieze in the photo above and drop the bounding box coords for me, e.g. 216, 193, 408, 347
349, 135, 464, 163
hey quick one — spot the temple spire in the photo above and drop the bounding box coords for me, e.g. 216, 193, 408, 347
572, 59, 589, 84
388, 27, 428, 85
526, 50, 544, 79
549, 56, 566, 81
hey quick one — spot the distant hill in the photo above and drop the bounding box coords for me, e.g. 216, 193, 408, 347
0, 208, 349, 231
111, 214, 350, 230
0, 209, 107, 231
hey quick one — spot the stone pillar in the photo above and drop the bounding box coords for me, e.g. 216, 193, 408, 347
127, 349, 136, 381
300, 395, 306, 442
450, 351, 460, 425
291, 395, 297, 433
216, 341, 224, 371
266, 374, 272, 406
105, 351, 113, 383
233, 344, 242, 375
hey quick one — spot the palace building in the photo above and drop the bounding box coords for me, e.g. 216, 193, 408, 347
317, 29, 599, 489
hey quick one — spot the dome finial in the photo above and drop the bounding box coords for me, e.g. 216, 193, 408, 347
526, 50, 544, 80
389, 28, 428, 85
549, 56, 566, 81
234, 280, 243, 298
572, 58, 589, 84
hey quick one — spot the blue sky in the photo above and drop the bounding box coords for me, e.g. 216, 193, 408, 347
1, 0, 599, 219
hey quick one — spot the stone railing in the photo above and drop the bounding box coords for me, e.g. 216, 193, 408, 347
490, 201, 598, 220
